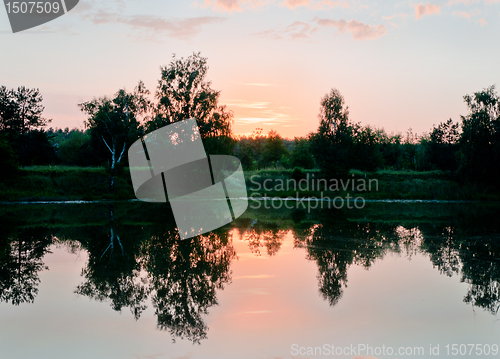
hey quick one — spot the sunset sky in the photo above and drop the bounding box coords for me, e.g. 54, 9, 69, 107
1, 0, 499, 138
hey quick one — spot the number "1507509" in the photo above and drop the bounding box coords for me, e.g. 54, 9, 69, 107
5, 2, 61, 14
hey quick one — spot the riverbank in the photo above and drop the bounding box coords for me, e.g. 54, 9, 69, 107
245, 168, 499, 201
0, 166, 498, 202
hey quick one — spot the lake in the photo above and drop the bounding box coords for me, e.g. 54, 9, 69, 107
1, 202, 499, 359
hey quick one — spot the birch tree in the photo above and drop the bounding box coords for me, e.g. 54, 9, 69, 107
80, 81, 150, 190
148, 53, 234, 155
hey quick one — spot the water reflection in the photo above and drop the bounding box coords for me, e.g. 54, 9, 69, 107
140, 210, 235, 343
75, 206, 148, 321
0, 202, 499, 344
236, 218, 285, 256
67, 204, 236, 343
0, 226, 52, 305
294, 209, 400, 306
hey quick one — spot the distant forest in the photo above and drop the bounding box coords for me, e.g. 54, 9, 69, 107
1, 53, 499, 190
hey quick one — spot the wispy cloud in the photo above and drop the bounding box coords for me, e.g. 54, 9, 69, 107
197, 0, 272, 12
382, 13, 409, 20
81, 10, 226, 40
287, 21, 319, 39
478, 17, 487, 26
414, 3, 441, 20
254, 29, 285, 40
256, 17, 387, 41
452, 9, 480, 18
314, 18, 388, 40
280, 0, 353, 9
254, 20, 318, 40
226, 100, 292, 126
198, 0, 357, 12
446, 0, 480, 5
238, 117, 288, 125
226, 100, 272, 109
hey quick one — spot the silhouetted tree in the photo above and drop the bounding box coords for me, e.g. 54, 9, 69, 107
458, 85, 500, 187
260, 130, 288, 168
148, 53, 234, 155
310, 89, 355, 177
80, 81, 150, 190
17, 129, 56, 166
426, 119, 460, 171
352, 126, 384, 172
290, 137, 314, 169
0, 86, 48, 136
0, 133, 18, 180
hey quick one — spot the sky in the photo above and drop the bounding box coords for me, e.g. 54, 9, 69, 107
1, 0, 499, 138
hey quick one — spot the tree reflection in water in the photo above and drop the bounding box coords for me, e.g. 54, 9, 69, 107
75, 206, 149, 320
0, 226, 52, 305
1, 203, 500, 342
140, 211, 235, 343
75, 205, 236, 344
292, 209, 400, 306
235, 218, 285, 256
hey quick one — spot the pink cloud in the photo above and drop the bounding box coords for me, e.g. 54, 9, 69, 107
255, 20, 318, 40
82, 10, 226, 40
313, 0, 350, 9
280, 0, 310, 9
478, 18, 487, 26
452, 10, 480, 18
314, 18, 388, 41
287, 21, 318, 38
446, 0, 479, 5
382, 13, 409, 20
200, 0, 271, 12
211, 0, 242, 11
414, 3, 441, 19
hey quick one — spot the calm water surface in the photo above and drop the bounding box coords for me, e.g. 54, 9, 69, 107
0, 202, 499, 359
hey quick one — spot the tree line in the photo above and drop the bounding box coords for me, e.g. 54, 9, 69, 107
1, 53, 499, 189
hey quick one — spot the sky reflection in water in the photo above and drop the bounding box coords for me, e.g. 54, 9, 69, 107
0, 203, 499, 359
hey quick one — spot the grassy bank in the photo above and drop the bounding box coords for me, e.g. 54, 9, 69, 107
244, 168, 499, 201
0, 166, 134, 201
0, 166, 498, 202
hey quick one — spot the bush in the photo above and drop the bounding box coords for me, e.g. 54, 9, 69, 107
0, 134, 18, 181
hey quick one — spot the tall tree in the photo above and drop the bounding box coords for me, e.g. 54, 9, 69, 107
290, 137, 314, 169
260, 129, 289, 168
458, 85, 500, 186
0, 86, 51, 167
0, 86, 48, 136
310, 88, 355, 177
426, 119, 460, 171
80, 81, 150, 190
148, 53, 234, 154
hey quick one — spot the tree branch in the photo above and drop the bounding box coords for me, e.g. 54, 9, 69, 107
101, 134, 113, 154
